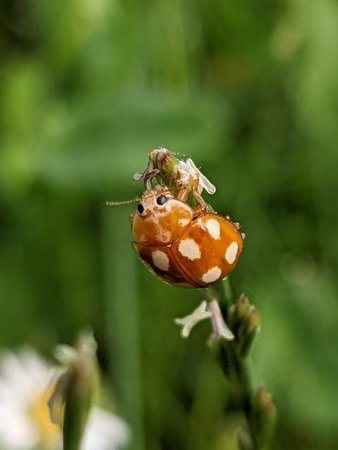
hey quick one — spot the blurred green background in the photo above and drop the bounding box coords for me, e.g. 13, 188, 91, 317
1, 0, 338, 449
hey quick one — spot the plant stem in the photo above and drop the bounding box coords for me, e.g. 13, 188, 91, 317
207, 279, 276, 450
102, 208, 145, 450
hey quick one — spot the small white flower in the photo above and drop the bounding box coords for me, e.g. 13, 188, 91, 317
175, 299, 234, 341
175, 301, 212, 338
134, 147, 216, 195
207, 300, 234, 341
0, 349, 130, 450
174, 158, 216, 195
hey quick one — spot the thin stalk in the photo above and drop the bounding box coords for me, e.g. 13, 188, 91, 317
102, 207, 145, 450
207, 280, 276, 450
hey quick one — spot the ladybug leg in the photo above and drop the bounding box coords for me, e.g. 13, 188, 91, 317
175, 186, 207, 217
175, 187, 190, 203
192, 204, 205, 218
190, 177, 212, 216
192, 190, 208, 213
192, 176, 210, 207
176, 178, 210, 216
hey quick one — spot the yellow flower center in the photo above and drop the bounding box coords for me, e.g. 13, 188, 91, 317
29, 387, 60, 447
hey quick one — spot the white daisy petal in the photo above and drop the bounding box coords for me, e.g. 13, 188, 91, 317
0, 347, 130, 450
81, 408, 131, 450
0, 404, 39, 450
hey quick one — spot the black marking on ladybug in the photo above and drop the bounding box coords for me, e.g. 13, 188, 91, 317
156, 195, 167, 205
137, 203, 144, 214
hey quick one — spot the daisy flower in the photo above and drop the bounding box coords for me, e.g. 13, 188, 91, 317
0, 348, 130, 450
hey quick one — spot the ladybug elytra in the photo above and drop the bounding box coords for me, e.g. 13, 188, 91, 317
131, 188, 244, 288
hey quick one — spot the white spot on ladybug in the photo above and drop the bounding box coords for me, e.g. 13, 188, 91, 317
225, 242, 238, 264
152, 250, 170, 271
155, 226, 172, 243
201, 266, 222, 284
178, 239, 201, 260
205, 218, 220, 240
178, 218, 190, 227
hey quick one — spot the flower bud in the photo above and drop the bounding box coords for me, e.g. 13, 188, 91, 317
251, 386, 277, 448
49, 331, 99, 450
134, 148, 216, 199
228, 294, 260, 358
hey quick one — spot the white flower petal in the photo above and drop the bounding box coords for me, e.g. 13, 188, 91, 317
0, 350, 52, 402
175, 301, 212, 338
81, 408, 130, 450
0, 347, 130, 450
207, 300, 234, 341
19, 349, 52, 381
186, 159, 216, 195
0, 407, 38, 450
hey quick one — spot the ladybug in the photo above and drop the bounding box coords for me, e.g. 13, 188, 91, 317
131, 188, 244, 288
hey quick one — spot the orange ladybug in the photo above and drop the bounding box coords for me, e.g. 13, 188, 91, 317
131, 188, 244, 288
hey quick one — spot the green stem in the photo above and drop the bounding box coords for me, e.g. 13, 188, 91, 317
207, 280, 276, 450
102, 207, 145, 450
62, 379, 91, 450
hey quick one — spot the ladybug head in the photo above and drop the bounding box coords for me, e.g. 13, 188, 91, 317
136, 189, 174, 217
132, 188, 194, 245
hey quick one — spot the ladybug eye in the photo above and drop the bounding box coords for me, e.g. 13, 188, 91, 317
137, 203, 144, 214
156, 195, 167, 205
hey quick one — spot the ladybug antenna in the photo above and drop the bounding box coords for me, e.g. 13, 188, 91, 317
106, 197, 140, 207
